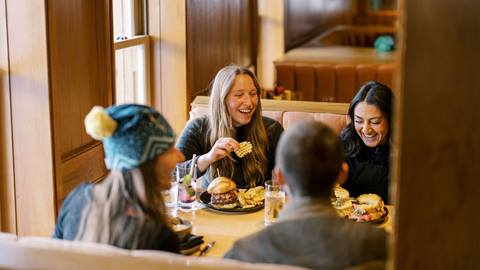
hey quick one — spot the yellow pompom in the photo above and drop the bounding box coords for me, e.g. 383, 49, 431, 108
84, 106, 117, 140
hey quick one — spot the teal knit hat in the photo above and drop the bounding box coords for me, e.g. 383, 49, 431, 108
84, 104, 175, 170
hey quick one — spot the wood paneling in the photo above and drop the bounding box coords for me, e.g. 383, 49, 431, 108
186, 0, 257, 107
6, 0, 56, 236
48, 0, 112, 211
284, 0, 356, 51
0, 0, 16, 233
392, 1, 480, 268
2, 0, 112, 236
60, 143, 106, 207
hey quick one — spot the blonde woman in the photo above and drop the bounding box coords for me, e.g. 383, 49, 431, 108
177, 65, 284, 188
53, 104, 184, 252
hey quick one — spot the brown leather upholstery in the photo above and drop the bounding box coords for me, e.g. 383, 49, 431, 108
275, 63, 395, 102
295, 65, 316, 101
376, 64, 395, 89
275, 64, 296, 91
356, 64, 377, 90
336, 64, 357, 102
315, 65, 336, 102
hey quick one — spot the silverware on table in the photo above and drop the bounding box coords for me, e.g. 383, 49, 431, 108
199, 241, 216, 256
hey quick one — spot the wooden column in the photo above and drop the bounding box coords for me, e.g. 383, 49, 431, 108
5, 0, 55, 236
0, 0, 16, 233
2, 0, 113, 236
391, 1, 480, 268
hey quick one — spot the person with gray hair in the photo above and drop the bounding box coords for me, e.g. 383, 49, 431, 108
224, 120, 387, 270
53, 104, 184, 252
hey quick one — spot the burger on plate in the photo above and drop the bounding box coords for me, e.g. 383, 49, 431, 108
207, 177, 238, 209
348, 193, 386, 222
331, 184, 354, 217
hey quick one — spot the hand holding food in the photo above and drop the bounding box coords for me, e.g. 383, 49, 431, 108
206, 137, 240, 162
234, 141, 253, 158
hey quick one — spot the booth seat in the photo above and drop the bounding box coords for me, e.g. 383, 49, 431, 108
189, 96, 349, 134
0, 233, 307, 270
274, 24, 397, 103
275, 63, 395, 103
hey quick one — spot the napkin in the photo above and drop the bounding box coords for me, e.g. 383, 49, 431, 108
180, 233, 204, 255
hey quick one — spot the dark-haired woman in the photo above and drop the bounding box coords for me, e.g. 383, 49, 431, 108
340, 81, 393, 203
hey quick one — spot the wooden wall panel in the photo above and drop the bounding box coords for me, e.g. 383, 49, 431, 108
186, 0, 257, 106
59, 144, 106, 208
48, 0, 112, 210
392, 1, 480, 269
0, 0, 16, 233
6, 0, 56, 236
284, 0, 357, 51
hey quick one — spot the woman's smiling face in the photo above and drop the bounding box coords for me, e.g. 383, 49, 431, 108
226, 74, 258, 127
354, 101, 389, 148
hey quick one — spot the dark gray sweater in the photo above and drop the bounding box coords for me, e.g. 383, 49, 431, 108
224, 197, 387, 270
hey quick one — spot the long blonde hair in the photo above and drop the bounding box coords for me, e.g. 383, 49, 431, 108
75, 158, 168, 249
207, 65, 268, 187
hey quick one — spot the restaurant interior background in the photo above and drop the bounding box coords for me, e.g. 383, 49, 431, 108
1, 0, 478, 269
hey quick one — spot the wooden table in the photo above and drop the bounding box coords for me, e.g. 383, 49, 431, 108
177, 205, 393, 258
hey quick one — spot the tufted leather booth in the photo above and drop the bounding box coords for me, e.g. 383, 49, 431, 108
275, 63, 395, 103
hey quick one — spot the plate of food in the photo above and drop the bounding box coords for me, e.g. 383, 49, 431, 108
331, 185, 388, 224
348, 194, 388, 224
200, 176, 265, 214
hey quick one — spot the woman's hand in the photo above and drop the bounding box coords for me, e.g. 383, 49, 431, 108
197, 137, 239, 173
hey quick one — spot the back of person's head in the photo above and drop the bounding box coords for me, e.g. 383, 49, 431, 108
78, 104, 176, 248
276, 120, 344, 198
84, 103, 176, 170
341, 81, 393, 156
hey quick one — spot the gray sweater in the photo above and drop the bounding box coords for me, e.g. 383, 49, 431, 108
224, 197, 387, 270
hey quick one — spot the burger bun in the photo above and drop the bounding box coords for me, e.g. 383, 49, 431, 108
207, 177, 237, 194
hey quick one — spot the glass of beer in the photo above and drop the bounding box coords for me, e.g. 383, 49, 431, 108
264, 180, 285, 226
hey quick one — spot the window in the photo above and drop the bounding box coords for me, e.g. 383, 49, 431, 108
113, 0, 150, 105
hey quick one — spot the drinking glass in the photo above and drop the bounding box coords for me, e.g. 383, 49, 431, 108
162, 174, 178, 216
177, 164, 196, 210
264, 180, 285, 226
193, 176, 206, 209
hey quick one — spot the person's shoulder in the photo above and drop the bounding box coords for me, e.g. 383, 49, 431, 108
262, 116, 284, 133
186, 115, 209, 127
343, 219, 387, 242
64, 182, 92, 204
179, 116, 209, 137
262, 115, 281, 126
224, 226, 273, 259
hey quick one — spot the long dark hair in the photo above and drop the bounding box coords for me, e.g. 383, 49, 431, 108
340, 81, 393, 157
